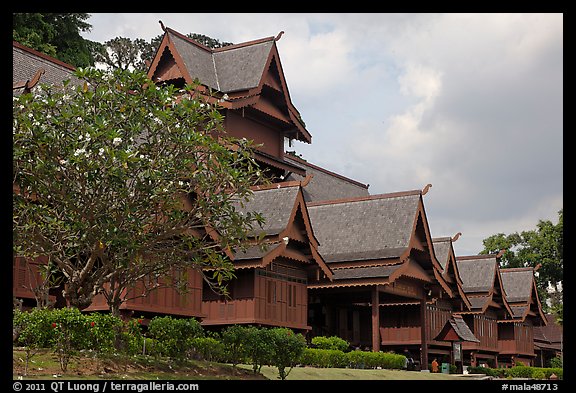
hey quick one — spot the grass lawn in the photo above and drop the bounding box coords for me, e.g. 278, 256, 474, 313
14, 349, 483, 381
238, 364, 477, 380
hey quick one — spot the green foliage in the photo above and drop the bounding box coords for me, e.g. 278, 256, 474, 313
221, 324, 249, 367
300, 348, 347, 368
13, 13, 94, 67
83, 312, 123, 353
189, 336, 226, 362
311, 335, 350, 352
146, 316, 203, 359
13, 67, 266, 312
481, 209, 563, 309
467, 365, 563, 380
549, 355, 562, 368
243, 326, 274, 373
267, 327, 307, 380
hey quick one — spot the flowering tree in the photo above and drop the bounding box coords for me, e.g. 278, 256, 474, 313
13, 67, 265, 316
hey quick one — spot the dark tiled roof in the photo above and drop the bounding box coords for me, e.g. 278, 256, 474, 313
284, 156, 369, 202
308, 193, 420, 263
13, 42, 82, 95
332, 264, 403, 280
534, 314, 563, 344
432, 238, 452, 271
233, 185, 299, 237
468, 295, 491, 310
234, 243, 281, 260
499, 268, 534, 303
509, 305, 528, 318
169, 31, 273, 93
450, 315, 481, 342
456, 256, 497, 293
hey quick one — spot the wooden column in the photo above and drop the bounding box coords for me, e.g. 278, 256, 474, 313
420, 298, 429, 370
371, 286, 380, 352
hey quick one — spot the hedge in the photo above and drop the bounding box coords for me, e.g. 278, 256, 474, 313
467, 365, 563, 380
300, 348, 406, 370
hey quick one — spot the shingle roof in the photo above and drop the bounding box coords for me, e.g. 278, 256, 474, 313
332, 264, 403, 280
534, 314, 563, 344
467, 295, 491, 310
434, 315, 480, 342
234, 243, 282, 260
499, 268, 535, 303
308, 192, 421, 264
233, 185, 299, 237
13, 41, 82, 95
432, 238, 452, 271
168, 31, 273, 93
284, 156, 369, 203
456, 255, 497, 293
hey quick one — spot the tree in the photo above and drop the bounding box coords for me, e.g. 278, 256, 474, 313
13, 13, 96, 68
13, 67, 266, 316
481, 209, 563, 310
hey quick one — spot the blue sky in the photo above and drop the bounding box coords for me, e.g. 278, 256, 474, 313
81, 13, 563, 256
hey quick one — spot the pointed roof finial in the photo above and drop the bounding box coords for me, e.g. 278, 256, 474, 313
159, 20, 166, 31
422, 183, 432, 195
534, 263, 542, 271
452, 232, 462, 242
275, 31, 285, 41
496, 249, 506, 258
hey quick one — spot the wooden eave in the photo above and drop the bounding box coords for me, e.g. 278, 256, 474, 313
408, 196, 452, 296
495, 267, 515, 319
147, 31, 196, 87
327, 257, 402, 270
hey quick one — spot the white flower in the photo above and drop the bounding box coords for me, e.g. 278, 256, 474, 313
222, 93, 229, 100
98, 148, 105, 156
200, 103, 205, 108
85, 133, 91, 142
74, 148, 86, 156
59, 159, 67, 165
112, 137, 122, 146
76, 117, 82, 122
178, 181, 184, 186
78, 134, 83, 141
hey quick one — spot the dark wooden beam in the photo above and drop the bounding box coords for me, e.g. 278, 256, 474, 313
372, 286, 380, 352
420, 298, 429, 370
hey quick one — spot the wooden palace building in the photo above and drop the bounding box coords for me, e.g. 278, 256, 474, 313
12, 22, 552, 369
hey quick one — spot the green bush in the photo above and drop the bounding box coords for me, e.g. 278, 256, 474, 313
189, 336, 226, 362
243, 326, 274, 373
146, 316, 203, 359
221, 325, 250, 367
507, 365, 534, 378
84, 312, 123, 353
311, 336, 350, 352
268, 327, 307, 380
300, 348, 347, 368
531, 369, 546, 379
549, 355, 562, 368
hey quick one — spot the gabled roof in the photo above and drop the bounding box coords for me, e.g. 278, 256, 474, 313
534, 314, 562, 349
499, 267, 547, 324
434, 315, 480, 343
306, 189, 450, 294
432, 236, 471, 308
455, 254, 514, 316
284, 154, 370, 202
230, 182, 332, 279
147, 26, 311, 143
308, 191, 423, 264
13, 41, 81, 94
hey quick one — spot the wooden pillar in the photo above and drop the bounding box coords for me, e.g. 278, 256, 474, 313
420, 298, 429, 370
371, 286, 380, 352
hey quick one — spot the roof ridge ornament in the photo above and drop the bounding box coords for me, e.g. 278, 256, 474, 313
421, 183, 432, 195
452, 232, 462, 242
496, 249, 506, 258
275, 31, 285, 41
159, 20, 166, 31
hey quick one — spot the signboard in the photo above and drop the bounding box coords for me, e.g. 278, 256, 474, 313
453, 341, 462, 361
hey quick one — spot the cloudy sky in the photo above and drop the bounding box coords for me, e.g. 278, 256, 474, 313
81, 13, 563, 256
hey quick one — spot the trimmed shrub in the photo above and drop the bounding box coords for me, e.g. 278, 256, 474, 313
146, 316, 203, 359
268, 327, 307, 380
300, 348, 347, 368
311, 336, 350, 352
531, 369, 546, 380
189, 336, 226, 362
220, 325, 249, 367
243, 326, 274, 373
508, 365, 534, 378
